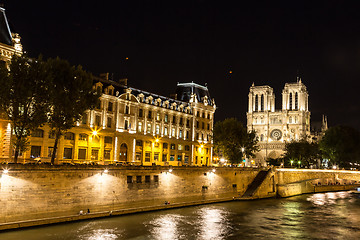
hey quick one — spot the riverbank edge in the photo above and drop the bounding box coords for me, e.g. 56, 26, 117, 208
0, 197, 238, 231
1, 186, 358, 232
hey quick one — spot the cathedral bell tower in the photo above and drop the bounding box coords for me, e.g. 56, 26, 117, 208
248, 83, 275, 113
282, 77, 308, 112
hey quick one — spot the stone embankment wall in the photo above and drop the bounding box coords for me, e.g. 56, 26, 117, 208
0, 165, 268, 225
276, 169, 360, 197
1, 166, 360, 230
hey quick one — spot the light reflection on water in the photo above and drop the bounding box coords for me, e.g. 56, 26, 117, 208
195, 207, 230, 240
1, 192, 360, 240
307, 191, 351, 206
148, 214, 183, 240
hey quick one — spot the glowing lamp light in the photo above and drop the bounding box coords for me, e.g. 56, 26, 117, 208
92, 130, 98, 136
169, 169, 173, 173
200, 144, 204, 149
104, 169, 109, 173
3, 169, 9, 174
155, 138, 159, 143
212, 169, 216, 173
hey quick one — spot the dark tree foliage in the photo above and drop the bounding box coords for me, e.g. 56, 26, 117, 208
283, 139, 320, 168
0, 55, 51, 163
213, 118, 258, 164
47, 58, 98, 164
319, 126, 360, 168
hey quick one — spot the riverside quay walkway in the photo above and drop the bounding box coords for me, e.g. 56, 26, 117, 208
0, 165, 360, 230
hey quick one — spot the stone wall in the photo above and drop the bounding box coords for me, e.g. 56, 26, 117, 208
0, 165, 261, 224
276, 169, 360, 185
2, 166, 360, 227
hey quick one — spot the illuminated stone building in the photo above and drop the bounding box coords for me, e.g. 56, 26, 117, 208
0, 7, 22, 161
0, 7, 216, 166
26, 78, 216, 166
247, 78, 311, 164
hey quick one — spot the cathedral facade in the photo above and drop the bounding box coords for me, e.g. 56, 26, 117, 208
247, 79, 311, 164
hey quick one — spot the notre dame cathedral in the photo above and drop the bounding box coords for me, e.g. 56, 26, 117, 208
246, 78, 326, 165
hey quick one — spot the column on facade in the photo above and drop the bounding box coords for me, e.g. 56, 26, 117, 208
132, 138, 136, 163
248, 93, 253, 113
99, 135, 104, 163
114, 136, 118, 161
73, 133, 79, 161
87, 135, 91, 160
115, 101, 120, 130
102, 100, 106, 129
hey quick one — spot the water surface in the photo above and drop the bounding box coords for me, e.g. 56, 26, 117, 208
1, 191, 360, 239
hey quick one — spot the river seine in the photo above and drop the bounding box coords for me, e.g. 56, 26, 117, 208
1, 191, 360, 240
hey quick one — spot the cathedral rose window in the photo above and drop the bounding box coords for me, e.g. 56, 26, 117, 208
270, 129, 282, 141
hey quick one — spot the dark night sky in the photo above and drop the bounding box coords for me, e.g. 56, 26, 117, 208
3, 1, 360, 129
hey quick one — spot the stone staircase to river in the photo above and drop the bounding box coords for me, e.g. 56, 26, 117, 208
241, 169, 270, 198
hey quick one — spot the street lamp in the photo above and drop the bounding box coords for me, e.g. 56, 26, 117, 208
241, 147, 247, 167
290, 160, 294, 167
298, 161, 301, 168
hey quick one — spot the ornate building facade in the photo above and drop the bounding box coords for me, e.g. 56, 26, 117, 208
247, 79, 311, 164
23, 78, 216, 166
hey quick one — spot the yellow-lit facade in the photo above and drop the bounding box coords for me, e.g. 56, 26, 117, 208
17, 79, 216, 166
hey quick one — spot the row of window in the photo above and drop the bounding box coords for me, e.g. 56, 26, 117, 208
127, 175, 159, 184
30, 146, 111, 160
253, 116, 299, 124
82, 113, 113, 128
196, 111, 211, 119
94, 99, 212, 123
289, 92, 299, 110
196, 121, 210, 130
137, 122, 191, 138
141, 152, 190, 163
31, 130, 114, 144
135, 140, 210, 155
95, 96, 192, 115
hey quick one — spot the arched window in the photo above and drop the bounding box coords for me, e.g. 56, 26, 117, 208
261, 94, 264, 111
255, 95, 258, 111
295, 92, 298, 110
289, 93, 293, 110
119, 143, 128, 162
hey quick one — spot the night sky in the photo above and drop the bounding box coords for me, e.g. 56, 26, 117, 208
3, 1, 360, 130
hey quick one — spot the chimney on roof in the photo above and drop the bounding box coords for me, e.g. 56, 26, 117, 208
99, 73, 109, 81
170, 93, 177, 100
119, 78, 128, 86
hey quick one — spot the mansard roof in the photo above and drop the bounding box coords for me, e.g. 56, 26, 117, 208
175, 82, 213, 106
93, 77, 192, 113
0, 8, 12, 46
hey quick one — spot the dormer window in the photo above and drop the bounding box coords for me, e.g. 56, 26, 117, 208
94, 82, 103, 94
